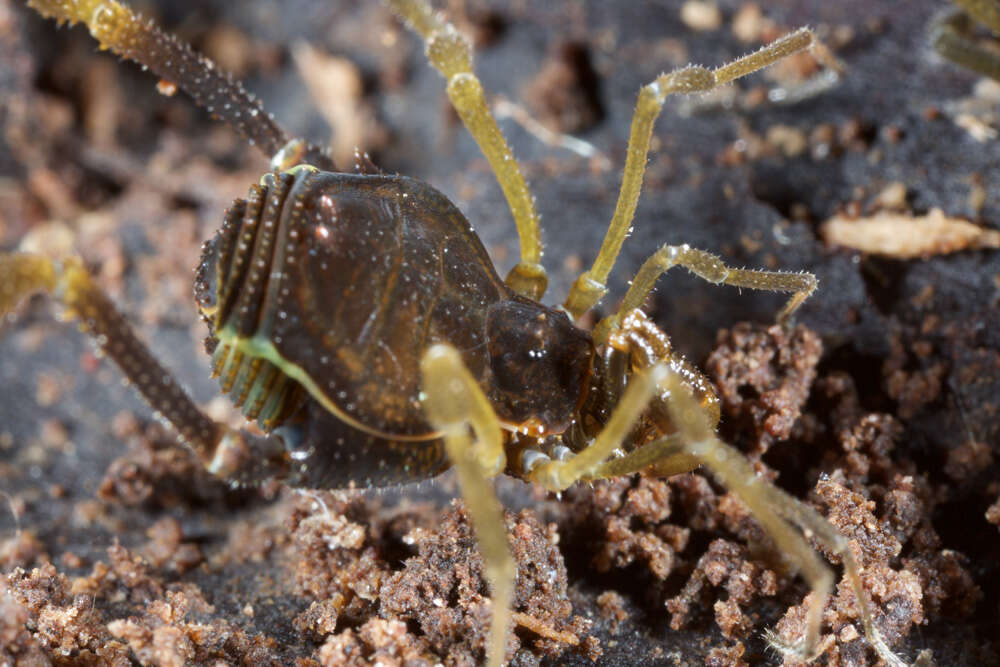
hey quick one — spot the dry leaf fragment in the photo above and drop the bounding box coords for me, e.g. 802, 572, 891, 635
291, 42, 384, 168
821, 208, 1000, 259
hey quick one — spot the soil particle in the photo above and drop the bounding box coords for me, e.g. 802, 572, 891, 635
314, 618, 435, 666
665, 539, 780, 637
943, 439, 993, 482
96, 418, 230, 509
106, 590, 284, 667
566, 476, 689, 582
139, 517, 203, 574
987, 496, 1000, 530
771, 372, 983, 659
287, 493, 389, 622
4, 562, 130, 664
706, 323, 822, 456
705, 641, 748, 667
0, 590, 51, 666
0, 529, 47, 570
882, 330, 947, 420
594, 590, 628, 633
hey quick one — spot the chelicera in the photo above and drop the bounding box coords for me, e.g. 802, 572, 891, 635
1, 1, 918, 666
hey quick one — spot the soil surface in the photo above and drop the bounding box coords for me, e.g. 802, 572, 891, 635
2, 1, 999, 666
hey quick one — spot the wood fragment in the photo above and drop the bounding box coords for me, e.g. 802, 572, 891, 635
821, 208, 1000, 258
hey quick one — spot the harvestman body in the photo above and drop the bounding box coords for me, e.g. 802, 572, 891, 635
0, 1, 921, 665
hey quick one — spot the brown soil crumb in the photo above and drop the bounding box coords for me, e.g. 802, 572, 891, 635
666, 539, 780, 638
4, 562, 130, 663
882, 331, 946, 420
288, 493, 390, 624
706, 322, 822, 456
140, 517, 203, 573
315, 618, 434, 666
4, 545, 288, 666
987, 496, 1000, 530
97, 418, 234, 509
566, 475, 690, 582
0, 590, 50, 666
595, 590, 628, 633
944, 439, 993, 482
771, 373, 982, 660
705, 641, 748, 667
0, 529, 47, 570
107, 592, 283, 667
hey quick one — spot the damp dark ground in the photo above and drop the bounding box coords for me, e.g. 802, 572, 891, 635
1, 1, 999, 665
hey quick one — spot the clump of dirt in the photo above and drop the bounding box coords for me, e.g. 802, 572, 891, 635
96, 413, 238, 509
706, 322, 822, 456
105, 589, 284, 667
287, 492, 597, 665
0, 590, 50, 665
4, 534, 290, 665
988, 496, 1000, 531
4, 562, 131, 663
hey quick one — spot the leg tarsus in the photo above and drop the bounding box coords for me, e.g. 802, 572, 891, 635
586, 434, 700, 480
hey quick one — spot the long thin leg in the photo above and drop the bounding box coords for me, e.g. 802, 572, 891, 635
387, 0, 547, 301
0, 252, 287, 484
931, 3, 1000, 80
420, 344, 513, 667
593, 244, 817, 343
563, 28, 816, 319
587, 433, 700, 479
660, 370, 908, 666
26, 0, 333, 169
519, 319, 909, 664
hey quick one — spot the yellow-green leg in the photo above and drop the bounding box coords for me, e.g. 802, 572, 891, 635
387, 0, 547, 300
420, 344, 514, 667
931, 1, 1000, 80
518, 319, 908, 664
563, 28, 816, 319
659, 370, 909, 666
593, 244, 817, 344
0, 252, 286, 484
585, 433, 700, 479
